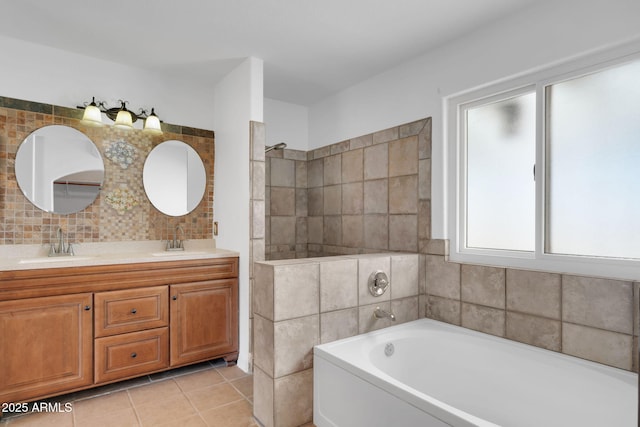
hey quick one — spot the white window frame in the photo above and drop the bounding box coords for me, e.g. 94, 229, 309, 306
446, 40, 640, 281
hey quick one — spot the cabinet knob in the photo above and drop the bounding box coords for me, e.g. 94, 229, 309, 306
131, 352, 137, 358
84, 305, 91, 311
131, 308, 137, 314
172, 295, 177, 301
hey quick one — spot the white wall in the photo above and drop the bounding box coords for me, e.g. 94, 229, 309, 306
213, 57, 264, 372
264, 98, 309, 151
307, 0, 640, 240
0, 35, 215, 130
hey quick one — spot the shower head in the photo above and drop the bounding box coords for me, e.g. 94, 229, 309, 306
265, 142, 287, 153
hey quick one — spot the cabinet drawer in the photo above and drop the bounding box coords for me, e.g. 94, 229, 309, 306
95, 328, 169, 384
95, 286, 168, 337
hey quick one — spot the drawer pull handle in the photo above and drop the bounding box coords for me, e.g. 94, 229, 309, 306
131, 308, 137, 314
84, 305, 91, 311
172, 295, 177, 301
131, 352, 137, 358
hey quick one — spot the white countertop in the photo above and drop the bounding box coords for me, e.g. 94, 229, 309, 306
0, 240, 238, 271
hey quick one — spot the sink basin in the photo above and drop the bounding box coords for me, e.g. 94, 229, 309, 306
18, 256, 95, 264
150, 251, 208, 257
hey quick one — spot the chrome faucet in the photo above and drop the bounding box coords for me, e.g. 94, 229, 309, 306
373, 306, 396, 321
49, 227, 74, 257
166, 225, 186, 251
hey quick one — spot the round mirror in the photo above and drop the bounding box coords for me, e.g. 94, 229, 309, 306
143, 140, 207, 216
15, 125, 105, 214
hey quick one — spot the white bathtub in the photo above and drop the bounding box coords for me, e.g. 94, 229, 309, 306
314, 318, 637, 427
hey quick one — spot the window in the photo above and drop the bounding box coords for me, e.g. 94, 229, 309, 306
448, 44, 640, 280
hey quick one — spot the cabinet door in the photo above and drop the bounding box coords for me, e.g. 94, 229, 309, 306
170, 279, 238, 367
0, 293, 93, 404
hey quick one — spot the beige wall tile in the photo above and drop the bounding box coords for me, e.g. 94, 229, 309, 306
320, 308, 359, 343
364, 143, 388, 180
323, 215, 342, 246
425, 239, 448, 256
350, 134, 373, 150
389, 136, 418, 177
461, 303, 505, 337
320, 258, 358, 312
307, 158, 324, 188
342, 182, 363, 215
274, 315, 319, 377
254, 263, 274, 320
307, 187, 323, 216
359, 301, 394, 333
274, 369, 313, 427
418, 199, 431, 241
419, 118, 432, 159
270, 216, 296, 245
342, 148, 364, 183
635, 282, 639, 336
253, 367, 274, 427
252, 201, 265, 239
251, 121, 266, 162
253, 314, 274, 376
506, 312, 560, 351
342, 215, 364, 248
425, 255, 460, 300
252, 161, 265, 201
562, 275, 633, 334
364, 179, 388, 214
506, 269, 561, 319
389, 175, 418, 214
330, 140, 351, 155
418, 159, 431, 200
373, 127, 399, 144
391, 254, 420, 299
296, 217, 308, 244
273, 263, 319, 321
562, 323, 632, 370
399, 119, 429, 138
295, 160, 307, 188
461, 264, 505, 309
265, 157, 271, 186
295, 189, 308, 217
307, 216, 323, 244
323, 184, 342, 215
363, 214, 388, 250
428, 296, 460, 325
284, 149, 307, 161
270, 158, 295, 187
270, 187, 295, 216
389, 215, 417, 252
358, 255, 392, 306
323, 154, 342, 185
391, 296, 419, 324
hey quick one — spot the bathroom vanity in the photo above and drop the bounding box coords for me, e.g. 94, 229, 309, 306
0, 250, 238, 407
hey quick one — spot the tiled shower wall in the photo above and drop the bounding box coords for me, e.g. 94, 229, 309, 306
0, 96, 215, 245
265, 118, 432, 259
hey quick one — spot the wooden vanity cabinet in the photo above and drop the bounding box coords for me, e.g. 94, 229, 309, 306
170, 279, 238, 367
0, 293, 93, 405
0, 256, 238, 406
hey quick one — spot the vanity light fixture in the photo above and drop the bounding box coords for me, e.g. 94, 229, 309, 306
77, 97, 163, 133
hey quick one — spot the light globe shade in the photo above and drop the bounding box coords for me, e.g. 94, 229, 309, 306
114, 109, 133, 129
144, 113, 162, 134
82, 104, 103, 125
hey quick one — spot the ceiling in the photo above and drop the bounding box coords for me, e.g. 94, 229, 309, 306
0, 0, 540, 106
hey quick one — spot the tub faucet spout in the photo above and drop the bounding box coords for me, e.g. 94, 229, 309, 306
373, 306, 396, 321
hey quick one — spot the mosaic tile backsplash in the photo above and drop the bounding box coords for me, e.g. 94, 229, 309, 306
0, 96, 214, 245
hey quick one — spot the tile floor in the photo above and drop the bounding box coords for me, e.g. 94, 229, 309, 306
0, 360, 258, 427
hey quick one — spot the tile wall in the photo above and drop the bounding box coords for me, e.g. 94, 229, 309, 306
0, 96, 214, 245
252, 253, 420, 427
264, 118, 432, 259
425, 253, 640, 371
